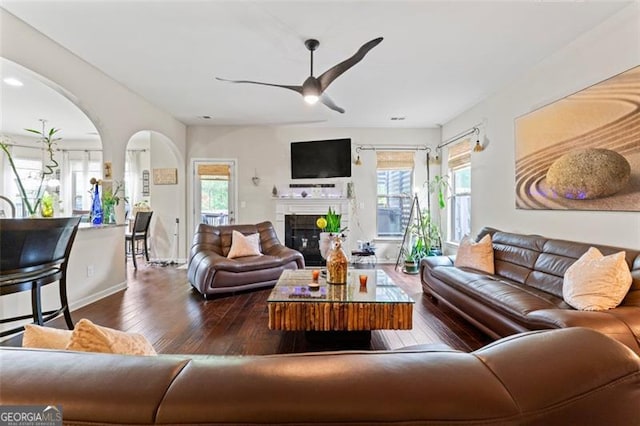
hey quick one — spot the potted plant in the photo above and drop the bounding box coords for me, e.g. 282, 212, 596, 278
102, 180, 127, 224
0, 124, 61, 217
403, 236, 427, 274
424, 175, 450, 254
316, 207, 347, 260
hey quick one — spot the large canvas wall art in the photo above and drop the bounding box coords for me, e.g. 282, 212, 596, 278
515, 65, 640, 211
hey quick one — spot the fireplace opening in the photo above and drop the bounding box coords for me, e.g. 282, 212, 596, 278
285, 215, 325, 266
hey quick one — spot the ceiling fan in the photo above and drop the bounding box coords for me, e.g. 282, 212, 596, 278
216, 37, 383, 113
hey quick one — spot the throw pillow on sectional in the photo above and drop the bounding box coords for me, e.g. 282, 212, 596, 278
563, 247, 632, 311
454, 234, 495, 274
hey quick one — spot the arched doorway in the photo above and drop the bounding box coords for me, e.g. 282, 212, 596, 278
0, 57, 103, 218
125, 130, 182, 262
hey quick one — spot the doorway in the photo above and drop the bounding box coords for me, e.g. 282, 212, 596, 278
193, 159, 236, 228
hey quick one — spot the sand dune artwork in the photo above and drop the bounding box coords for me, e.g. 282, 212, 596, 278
515, 65, 640, 211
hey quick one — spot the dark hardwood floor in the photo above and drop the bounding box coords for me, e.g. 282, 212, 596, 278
2, 262, 492, 354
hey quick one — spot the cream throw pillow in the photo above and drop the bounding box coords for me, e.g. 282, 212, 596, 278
227, 230, 262, 259
563, 247, 632, 311
23, 324, 72, 349
66, 318, 157, 356
454, 234, 495, 274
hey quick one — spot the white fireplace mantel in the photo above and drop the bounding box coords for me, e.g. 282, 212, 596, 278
274, 197, 350, 242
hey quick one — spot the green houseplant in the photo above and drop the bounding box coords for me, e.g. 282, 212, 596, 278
102, 180, 127, 224
316, 207, 347, 260
0, 124, 61, 217
425, 175, 450, 254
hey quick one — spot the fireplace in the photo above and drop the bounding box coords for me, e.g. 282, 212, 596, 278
274, 187, 349, 265
285, 215, 325, 266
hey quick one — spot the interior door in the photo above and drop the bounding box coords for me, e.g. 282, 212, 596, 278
193, 160, 236, 227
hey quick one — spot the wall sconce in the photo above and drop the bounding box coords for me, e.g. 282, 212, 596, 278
251, 169, 260, 186
354, 146, 363, 166
473, 128, 484, 152
431, 149, 441, 164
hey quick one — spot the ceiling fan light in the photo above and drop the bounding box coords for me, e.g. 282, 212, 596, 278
304, 95, 319, 104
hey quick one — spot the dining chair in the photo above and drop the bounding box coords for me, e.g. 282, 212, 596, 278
125, 211, 153, 269
0, 216, 81, 337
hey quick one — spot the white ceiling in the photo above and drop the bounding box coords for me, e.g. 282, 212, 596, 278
0, 0, 632, 135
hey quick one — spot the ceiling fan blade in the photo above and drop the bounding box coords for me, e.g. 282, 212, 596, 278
317, 37, 383, 92
216, 77, 302, 95
320, 93, 345, 114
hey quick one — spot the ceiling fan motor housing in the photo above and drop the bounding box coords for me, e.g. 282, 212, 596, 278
302, 76, 321, 97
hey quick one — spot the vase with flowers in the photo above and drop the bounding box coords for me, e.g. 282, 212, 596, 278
0, 121, 61, 217
102, 180, 127, 224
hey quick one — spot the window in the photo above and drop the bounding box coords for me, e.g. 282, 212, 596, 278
376, 151, 413, 237
70, 154, 102, 211
447, 141, 471, 242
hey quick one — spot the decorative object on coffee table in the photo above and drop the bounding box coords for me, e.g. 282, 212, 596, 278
326, 234, 348, 284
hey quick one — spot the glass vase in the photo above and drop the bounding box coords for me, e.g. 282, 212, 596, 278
91, 185, 103, 225
40, 191, 54, 217
103, 202, 115, 224
326, 235, 348, 285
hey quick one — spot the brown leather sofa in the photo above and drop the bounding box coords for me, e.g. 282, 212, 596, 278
421, 227, 640, 354
1, 328, 639, 425
188, 221, 304, 297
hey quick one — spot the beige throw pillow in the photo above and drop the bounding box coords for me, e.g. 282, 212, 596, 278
23, 324, 73, 349
454, 234, 495, 274
563, 247, 632, 311
66, 318, 157, 356
227, 230, 262, 259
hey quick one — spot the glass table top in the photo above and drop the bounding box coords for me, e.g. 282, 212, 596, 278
267, 269, 414, 304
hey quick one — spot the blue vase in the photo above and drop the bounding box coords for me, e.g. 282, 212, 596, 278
91, 185, 103, 225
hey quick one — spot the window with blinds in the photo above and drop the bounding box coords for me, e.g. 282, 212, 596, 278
197, 163, 230, 219
197, 164, 230, 179
376, 151, 414, 237
447, 139, 471, 243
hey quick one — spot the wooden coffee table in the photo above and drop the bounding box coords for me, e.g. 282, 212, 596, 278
267, 269, 413, 332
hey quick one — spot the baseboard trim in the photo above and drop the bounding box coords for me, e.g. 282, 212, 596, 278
69, 281, 128, 312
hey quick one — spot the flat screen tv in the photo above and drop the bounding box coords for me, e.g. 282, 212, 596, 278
291, 138, 352, 179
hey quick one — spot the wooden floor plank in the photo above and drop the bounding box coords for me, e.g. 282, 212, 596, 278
1, 262, 493, 354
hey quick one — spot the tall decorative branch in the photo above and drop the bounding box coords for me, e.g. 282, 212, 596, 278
0, 120, 61, 216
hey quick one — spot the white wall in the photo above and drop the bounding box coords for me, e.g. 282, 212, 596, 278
441, 3, 640, 249
187, 126, 440, 261
149, 132, 182, 260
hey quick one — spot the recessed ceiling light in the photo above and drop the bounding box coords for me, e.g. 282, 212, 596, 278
3, 77, 23, 87
201, 115, 212, 119
87, 132, 99, 136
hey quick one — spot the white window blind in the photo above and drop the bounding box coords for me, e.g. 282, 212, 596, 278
376, 151, 414, 170
447, 139, 471, 170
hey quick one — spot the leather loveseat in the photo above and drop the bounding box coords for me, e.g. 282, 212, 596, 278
1, 328, 639, 425
421, 227, 640, 354
188, 221, 304, 297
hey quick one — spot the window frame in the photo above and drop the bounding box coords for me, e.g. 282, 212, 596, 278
376, 168, 413, 239
448, 163, 471, 244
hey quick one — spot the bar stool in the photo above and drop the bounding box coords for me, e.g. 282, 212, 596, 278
125, 211, 153, 269
0, 217, 81, 337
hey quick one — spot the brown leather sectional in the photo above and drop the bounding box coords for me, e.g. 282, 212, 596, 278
188, 221, 305, 297
1, 328, 639, 425
421, 227, 640, 354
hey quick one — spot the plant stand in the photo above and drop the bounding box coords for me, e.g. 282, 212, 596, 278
395, 194, 427, 273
